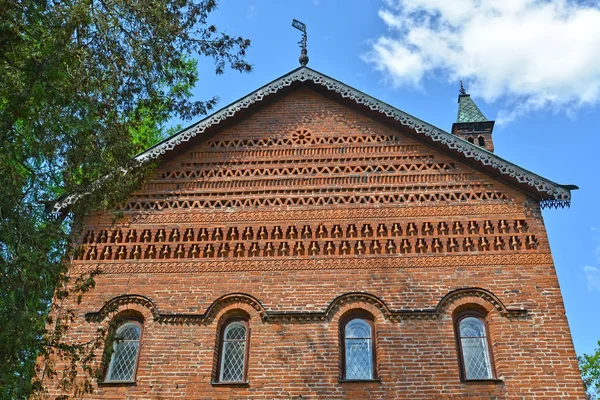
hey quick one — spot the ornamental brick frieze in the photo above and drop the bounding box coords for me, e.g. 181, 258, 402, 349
76, 218, 540, 262
155, 157, 455, 181
187, 143, 422, 163
71, 252, 554, 275
142, 172, 480, 193
51, 68, 573, 215
118, 125, 520, 211
203, 131, 396, 148
91, 203, 525, 226
129, 183, 497, 202
84, 288, 527, 326
120, 188, 510, 211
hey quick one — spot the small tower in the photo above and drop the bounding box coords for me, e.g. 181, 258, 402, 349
451, 81, 495, 152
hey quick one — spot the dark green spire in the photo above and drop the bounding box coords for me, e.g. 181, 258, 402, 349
456, 81, 488, 123
451, 81, 495, 152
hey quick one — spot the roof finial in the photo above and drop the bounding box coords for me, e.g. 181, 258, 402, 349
459, 80, 467, 95
292, 19, 309, 66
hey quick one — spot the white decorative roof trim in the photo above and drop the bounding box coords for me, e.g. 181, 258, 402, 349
52, 67, 571, 213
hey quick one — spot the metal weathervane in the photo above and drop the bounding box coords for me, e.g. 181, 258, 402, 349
292, 19, 309, 66
459, 80, 467, 95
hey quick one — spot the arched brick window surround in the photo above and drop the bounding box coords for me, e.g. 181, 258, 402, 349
211, 307, 254, 385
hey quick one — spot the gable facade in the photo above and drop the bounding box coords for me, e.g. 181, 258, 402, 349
47, 77, 585, 399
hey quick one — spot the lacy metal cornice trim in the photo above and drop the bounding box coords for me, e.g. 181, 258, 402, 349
84, 288, 527, 325
52, 67, 572, 212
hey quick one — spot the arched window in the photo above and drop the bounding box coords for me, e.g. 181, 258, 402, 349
105, 321, 142, 382
455, 313, 494, 380
217, 320, 249, 383
468, 137, 475, 144
478, 136, 486, 146
342, 318, 375, 380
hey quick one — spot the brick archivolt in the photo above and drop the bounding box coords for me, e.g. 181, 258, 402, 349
202, 293, 265, 324
326, 293, 390, 325
436, 288, 522, 318
85, 293, 267, 325
85, 294, 160, 323
85, 288, 526, 326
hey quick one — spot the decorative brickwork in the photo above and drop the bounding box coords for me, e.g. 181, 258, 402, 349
75, 217, 536, 262
45, 81, 585, 399
84, 288, 526, 326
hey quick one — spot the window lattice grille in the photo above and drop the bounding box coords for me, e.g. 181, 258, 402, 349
219, 322, 247, 382
460, 317, 493, 380
105, 323, 141, 382
344, 319, 373, 380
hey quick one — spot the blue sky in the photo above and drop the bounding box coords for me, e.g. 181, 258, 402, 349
185, 0, 600, 357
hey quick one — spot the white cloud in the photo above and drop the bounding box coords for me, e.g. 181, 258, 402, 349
364, 0, 600, 123
584, 266, 600, 292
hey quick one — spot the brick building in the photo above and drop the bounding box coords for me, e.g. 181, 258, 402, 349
49, 66, 585, 398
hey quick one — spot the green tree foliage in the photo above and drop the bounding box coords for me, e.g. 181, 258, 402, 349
0, 0, 251, 397
580, 342, 600, 400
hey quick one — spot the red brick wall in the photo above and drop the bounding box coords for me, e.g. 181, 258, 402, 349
44, 87, 585, 399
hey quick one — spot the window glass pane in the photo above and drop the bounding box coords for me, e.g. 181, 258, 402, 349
345, 319, 373, 380
220, 340, 246, 382
345, 319, 371, 339
460, 317, 485, 337
345, 338, 373, 380
459, 317, 493, 379
106, 322, 141, 381
224, 322, 246, 340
